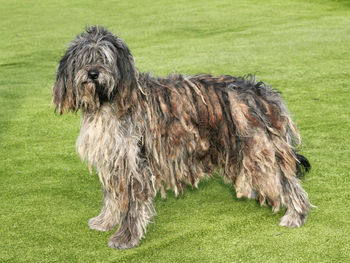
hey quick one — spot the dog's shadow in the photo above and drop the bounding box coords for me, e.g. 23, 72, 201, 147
155, 171, 289, 226
154, 171, 278, 210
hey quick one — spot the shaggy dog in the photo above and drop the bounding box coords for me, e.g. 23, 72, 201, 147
52, 26, 311, 249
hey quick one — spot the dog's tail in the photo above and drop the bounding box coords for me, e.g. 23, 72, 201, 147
295, 153, 311, 178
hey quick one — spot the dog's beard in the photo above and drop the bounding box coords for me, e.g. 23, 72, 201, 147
80, 81, 100, 112
75, 69, 116, 112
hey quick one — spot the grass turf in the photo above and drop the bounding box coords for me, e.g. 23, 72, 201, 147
1, 0, 350, 262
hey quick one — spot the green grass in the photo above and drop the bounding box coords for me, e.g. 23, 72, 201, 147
1, 0, 350, 262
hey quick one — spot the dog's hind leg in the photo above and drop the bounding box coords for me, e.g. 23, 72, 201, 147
271, 133, 311, 227
279, 175, 310, 227
88, 189, 120, 231
234, 130, 310, 226
235, 131, 283, 212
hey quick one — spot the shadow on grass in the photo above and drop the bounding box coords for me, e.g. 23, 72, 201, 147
152, 170, 289, 222
154, 171, 257, 204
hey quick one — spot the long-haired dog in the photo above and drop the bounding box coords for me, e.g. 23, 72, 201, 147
52, 26, 311, 249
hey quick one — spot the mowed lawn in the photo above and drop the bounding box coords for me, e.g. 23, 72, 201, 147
1, 0, 350, 262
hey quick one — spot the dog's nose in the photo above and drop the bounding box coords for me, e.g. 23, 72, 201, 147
88, 70, 99, 80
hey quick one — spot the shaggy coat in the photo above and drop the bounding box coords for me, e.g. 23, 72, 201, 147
52, 26, 311, 249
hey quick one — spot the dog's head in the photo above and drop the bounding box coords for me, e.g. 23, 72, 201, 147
52, 26, 138, 114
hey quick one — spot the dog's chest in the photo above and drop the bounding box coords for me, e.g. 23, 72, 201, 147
76, 107, 122, 168
75, 105, 142, 172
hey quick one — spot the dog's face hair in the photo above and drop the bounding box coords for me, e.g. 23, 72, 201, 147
52, 26, 138, 114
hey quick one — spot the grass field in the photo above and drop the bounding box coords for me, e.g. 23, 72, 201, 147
1, 0, 350, 262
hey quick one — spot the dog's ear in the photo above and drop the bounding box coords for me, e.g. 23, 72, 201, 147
52, 49, 77, 114
111, 36, 140, 113
115, 38, 139, 84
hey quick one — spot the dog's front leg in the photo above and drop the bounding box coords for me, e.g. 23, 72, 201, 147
108, 170, 155, 249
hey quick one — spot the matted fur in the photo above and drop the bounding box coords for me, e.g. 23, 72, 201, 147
52, 26, 311, 249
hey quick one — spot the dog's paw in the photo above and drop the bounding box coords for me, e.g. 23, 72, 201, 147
279, 211, 306, 228
88, 216, 116, 231
108, 235, 140, 249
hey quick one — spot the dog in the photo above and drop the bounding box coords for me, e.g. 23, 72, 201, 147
52, 26, 311, 249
